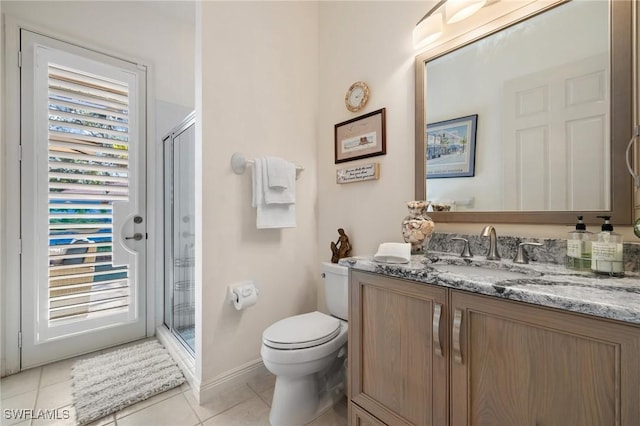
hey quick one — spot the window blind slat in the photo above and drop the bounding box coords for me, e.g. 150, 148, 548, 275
48, 172, 127, 185
49, 306, 129, 322
49, 242, 112, 251
48, 109, 128, 129
49, 212, 114, 219
48, 150, 129, 166
49, 64, 129, 93
50, 297, 129, 313
48, 88, 128, 113
50, 288, 129, 308
49, 279, 128, 295
49, 232, 113, 241
49, 119, 129, 140
49, 98, 128, 121
49, 261, 114, 273
48, 202, 113, 210
49, 298, 129, 320
49, 161, 127, 175
48, 193, 128, 202
49, 70, 128, 97
48, 79, 128, 106
48, 182, 128, 194
49, 252, 111, 261
49, 140, 129, 157
49, 225, 112, 233
49, 130, 129, 148
49, 268, 128, 284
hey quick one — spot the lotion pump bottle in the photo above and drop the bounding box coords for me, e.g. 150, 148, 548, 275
591, 216, 624, 276
566, 216, 592, 270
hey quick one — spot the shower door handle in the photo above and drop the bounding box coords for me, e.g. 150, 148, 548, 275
125, 233, 144, 241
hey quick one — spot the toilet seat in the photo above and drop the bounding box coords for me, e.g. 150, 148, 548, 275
263, 311, 341, 350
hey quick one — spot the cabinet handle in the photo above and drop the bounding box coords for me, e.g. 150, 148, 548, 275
453, 308, 463, 364
432, 303, 443, 357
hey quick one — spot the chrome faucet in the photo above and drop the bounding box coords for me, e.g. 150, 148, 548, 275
451, 237, 473, 258
480, 225, 501, 260
513, 242, 543, 264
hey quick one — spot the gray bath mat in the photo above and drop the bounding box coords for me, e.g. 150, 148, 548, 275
71, 339, 185, 425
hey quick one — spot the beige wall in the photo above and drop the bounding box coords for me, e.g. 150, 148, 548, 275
315, 1, 639, 308
0, 1, 194, 107
196, 1, 319, 387
318, 1, 426, 259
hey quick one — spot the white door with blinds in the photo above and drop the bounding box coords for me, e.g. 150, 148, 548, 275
20, 30, 147, 367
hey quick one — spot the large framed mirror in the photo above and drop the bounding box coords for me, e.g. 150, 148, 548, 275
415, 0, 634, 225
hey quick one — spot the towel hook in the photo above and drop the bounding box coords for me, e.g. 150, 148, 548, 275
231, 153, 248, 175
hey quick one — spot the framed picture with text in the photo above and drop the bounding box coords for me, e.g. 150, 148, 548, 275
334, 108, 386, 164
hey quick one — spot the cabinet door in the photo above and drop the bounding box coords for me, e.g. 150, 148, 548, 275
350, 402, 387, 426
349, 271, 449, 426
450, 290, 640, 426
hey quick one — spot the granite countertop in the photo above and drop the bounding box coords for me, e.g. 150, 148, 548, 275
339, 252, 640, 326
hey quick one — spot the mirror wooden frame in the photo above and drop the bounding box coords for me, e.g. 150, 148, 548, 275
415, 0, 634, 225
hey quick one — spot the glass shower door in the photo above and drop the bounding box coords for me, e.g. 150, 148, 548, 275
163, 112, 195, 355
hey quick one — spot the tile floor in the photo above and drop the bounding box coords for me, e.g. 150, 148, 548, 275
0, 340, 348, 426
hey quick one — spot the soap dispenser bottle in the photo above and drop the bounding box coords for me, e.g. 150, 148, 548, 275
591, 216, 624, 276
566, 216, 592, 270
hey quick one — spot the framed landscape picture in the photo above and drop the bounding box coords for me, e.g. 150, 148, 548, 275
426, 114, 477, 179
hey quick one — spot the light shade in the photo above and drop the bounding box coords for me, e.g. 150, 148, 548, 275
446, 0, 487, 24
413, 12, 443, 50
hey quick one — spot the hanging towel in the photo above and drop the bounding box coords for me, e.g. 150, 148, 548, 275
263, 156, 296, 204
252, 157, 296, 229
265, 156, 293, 189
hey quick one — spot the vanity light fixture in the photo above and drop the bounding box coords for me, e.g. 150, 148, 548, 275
446, 0, 487, 24
413, 0, 488, 49
413, 0, 447, 49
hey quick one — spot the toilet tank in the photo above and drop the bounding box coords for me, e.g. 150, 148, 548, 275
321, 262, 348, 320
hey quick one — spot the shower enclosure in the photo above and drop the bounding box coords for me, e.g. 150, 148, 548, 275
163, 112, 195, 355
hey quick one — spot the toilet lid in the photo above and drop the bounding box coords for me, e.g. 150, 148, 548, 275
263, 311, 341, 350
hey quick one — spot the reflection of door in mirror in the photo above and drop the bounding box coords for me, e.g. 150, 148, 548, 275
503, 53, 609, 211
424, 0, 615, 213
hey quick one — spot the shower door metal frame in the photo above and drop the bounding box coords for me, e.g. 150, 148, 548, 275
163, 111, 196, 357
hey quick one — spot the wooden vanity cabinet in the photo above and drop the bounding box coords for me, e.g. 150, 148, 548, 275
349, 271, 449, 426
348, 270, 640, 426
349, 403, 386, 426
450, 290, 640, 426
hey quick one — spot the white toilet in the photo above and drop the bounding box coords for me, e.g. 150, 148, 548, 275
261, 262, 348, 426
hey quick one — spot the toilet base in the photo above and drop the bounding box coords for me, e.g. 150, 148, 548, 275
268, 355, 346, 426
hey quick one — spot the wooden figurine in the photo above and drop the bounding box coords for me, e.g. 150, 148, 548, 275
330, 228, 352, 263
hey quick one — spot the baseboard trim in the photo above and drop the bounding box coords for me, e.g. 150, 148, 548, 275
155, 327, 266, 405
197, 358, 267, 404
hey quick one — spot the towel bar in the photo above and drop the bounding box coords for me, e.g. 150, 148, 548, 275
231, 152, 304, 176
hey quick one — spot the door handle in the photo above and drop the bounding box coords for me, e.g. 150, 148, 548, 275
433, 303, 443, 357
125, 233, 143, 241
453, 308, 463, 364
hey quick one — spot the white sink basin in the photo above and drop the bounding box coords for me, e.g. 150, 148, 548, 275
429, 263, 538, 280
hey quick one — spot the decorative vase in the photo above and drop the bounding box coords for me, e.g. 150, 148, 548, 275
401, 201, 435, 254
